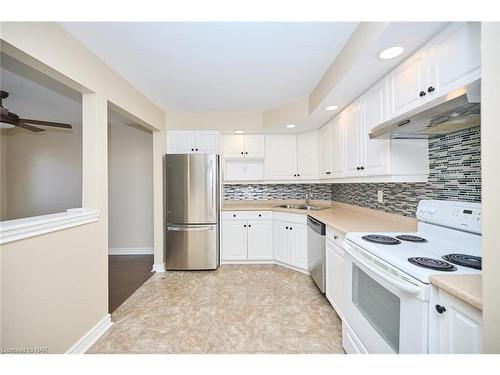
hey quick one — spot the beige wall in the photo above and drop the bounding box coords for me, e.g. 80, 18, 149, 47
108, 122, 153, 250
0, 22, 165, 353
481, 22, 500, 354
1, 125, 82, 220
166, 111, 263, 131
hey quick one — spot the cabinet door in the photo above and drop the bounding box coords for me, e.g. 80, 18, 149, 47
195, 131, 220, 153
290, 224, 308, 270
437, 290, 482, 354
224, 135, 246, 158
264, 134, 297, 180
297, 130, 319, 180
343, 102, 363, 177
247, 221, 273, 260
167, 131, 196, 153
244, 135, 265, 158
387, 49, 429, 118
331, 116, 344, 178
362, 79, 391, 176
326, 240, 345, 318
319, 123, 333, 178
428, 22, 481, 98
222, 220, 248, 260
273, 221, 291, 264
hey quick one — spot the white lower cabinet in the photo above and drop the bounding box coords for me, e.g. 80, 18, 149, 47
435, 289, 483, 354
221, 211, 273, 261
325, 229, 345, 319
222, 211, 308, 271
247, 220, 273, 260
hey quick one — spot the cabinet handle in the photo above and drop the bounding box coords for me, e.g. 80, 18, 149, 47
297, 174, 300, 177
333, 235, 339, 240
419, 90, 427, 97
191, 148, 194, 151
244, 224, 247, 228
427, 86, 435, 93
435, 304, 446, 314
245, 152, 248, 154
258, 214, 262, 217
360, 166, 365, 170
326, 171, 331, 175
286, 226, 289, 230
293, 174, 297, 177
233, 214, 236, 218
356, 167, 361, 170
248, 224, 252, 228
289, 227, 292, 231
195, 148, 199, 151
241, 152, 244, 155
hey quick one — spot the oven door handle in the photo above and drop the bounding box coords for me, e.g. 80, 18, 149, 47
343, 241, 422, 295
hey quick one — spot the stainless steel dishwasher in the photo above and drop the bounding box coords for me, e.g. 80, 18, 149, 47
307, 216, 326, 293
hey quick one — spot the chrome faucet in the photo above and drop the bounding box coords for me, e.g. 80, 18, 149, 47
305, 190, 313, 207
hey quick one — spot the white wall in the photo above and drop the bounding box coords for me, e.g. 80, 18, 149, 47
108, 121, 153, 251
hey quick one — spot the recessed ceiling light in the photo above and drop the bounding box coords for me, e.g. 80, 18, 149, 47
234, 130, 244, 134
324, 105, 338, 111
285, 124, 296, 128
379, 46, 404, 60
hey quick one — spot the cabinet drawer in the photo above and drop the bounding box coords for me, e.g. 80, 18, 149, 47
222, 211, 272, 221
272, 212, 307, 224
326, 226, 345, 247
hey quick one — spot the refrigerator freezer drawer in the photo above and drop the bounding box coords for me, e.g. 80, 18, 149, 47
165, 224, 219, 270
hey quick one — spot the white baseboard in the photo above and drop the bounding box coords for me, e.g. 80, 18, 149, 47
151, 263, 166, 273
220, 259, 309, 275
108, 247, 154, 255
66, 314, 112, 354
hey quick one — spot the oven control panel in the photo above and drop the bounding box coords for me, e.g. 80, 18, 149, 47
417, 200, 481, 234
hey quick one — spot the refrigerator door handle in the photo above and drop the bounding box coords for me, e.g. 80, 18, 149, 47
166, 225, 215, 232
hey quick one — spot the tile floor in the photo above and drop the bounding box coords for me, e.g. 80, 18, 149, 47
88, 264, 344, 354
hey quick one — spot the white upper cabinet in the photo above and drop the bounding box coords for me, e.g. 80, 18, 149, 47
343, 100, 364, 177
224, 135, 246, 157
244, 135, 266, 158
387, 48, 430, 118
319, 123, 333, 179
223, 134, 265, 158
264, 134, 297, 180
361, 78, 391, 176
297, 130, 319, 180
167, 130, 220, 154
427, 22, 481, 98
331, 115, 344, 178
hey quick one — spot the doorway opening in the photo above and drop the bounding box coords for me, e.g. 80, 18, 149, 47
107, 106, 154, 313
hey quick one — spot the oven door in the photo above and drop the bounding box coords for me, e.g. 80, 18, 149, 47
342, 240, 429, 354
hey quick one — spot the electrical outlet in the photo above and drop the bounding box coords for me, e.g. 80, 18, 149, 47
377, 190, 384, 203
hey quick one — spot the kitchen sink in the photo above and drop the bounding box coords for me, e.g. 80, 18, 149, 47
275, 204, 327, 211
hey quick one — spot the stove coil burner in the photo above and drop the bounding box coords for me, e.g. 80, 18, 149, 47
443, 254, 482, 270
395, 235, 427, 243
362, 235, 401, 245
408, 257, 457, 271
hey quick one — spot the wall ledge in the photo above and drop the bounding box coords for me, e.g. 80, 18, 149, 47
0, 208, 101, 245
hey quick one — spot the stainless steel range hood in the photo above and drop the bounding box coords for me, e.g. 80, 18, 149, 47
369, 81, 481, 139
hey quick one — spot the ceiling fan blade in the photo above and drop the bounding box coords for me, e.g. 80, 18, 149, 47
16, 122, 45, 132
19, 118, 72, 129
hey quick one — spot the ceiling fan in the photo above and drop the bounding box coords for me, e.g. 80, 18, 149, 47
0, 90, 73, 132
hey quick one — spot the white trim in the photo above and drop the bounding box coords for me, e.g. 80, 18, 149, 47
223, 174, 428, 184
109, 247, 154, 255
152, 263, 166, 273
221, 259, 309, 275
0, 208, 101, 245
66, 314, 112, 354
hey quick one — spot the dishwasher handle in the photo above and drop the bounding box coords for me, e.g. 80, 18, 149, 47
307, 216, 325, 235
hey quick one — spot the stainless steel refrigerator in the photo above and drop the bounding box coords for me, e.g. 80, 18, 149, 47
164, 154, 220, 270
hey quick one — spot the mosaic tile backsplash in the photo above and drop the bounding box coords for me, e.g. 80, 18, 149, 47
224, 183, 333, 201
224, 127, 481, 217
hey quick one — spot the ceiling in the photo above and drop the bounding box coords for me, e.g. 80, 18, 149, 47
1, 54, 82, 131
60, 22, 358, 112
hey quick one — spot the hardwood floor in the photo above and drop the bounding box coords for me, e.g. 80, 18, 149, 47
108, 255, 154, 313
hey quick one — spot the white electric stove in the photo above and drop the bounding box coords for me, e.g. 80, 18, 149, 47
341, 200, 482, 354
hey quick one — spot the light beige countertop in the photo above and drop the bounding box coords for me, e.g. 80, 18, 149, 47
429, 274, 482, 311
222, 199, 417, 234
